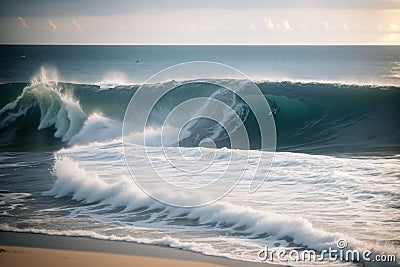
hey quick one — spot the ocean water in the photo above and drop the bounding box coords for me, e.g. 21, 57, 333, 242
0, 45, 399, 266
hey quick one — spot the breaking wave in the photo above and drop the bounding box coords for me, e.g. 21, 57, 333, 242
1, 67, 399, 155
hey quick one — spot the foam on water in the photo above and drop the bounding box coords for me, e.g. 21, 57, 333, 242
28, 138, 398, 265
97, 71, 130, 90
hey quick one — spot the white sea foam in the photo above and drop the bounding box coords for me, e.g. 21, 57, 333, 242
97, 71, 130, 89
68, 113, 121, 145
35, 141, 399, 266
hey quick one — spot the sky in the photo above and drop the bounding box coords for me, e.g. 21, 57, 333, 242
0, 0, 399, 45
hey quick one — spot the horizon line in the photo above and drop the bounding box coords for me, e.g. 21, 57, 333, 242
1, 43, 399, 46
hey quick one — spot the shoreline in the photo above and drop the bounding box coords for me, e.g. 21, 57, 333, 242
0, 231, 281, 267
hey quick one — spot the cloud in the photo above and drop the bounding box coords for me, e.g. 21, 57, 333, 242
190, 22, 197, 32
48, 19, 57, 30
283, 20, 295, 31
264, 18, 275, 30
377, 22, 400, 33
323, 20, 330, 30
389, 22, 399, 32
72, 19, 82, 31
342, 21, 349, 31
3, 0, 400, 18
167, 24, 176, 32
17, 16, 29, 28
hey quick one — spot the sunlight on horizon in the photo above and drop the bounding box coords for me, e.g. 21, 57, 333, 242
0, 0, 399, 45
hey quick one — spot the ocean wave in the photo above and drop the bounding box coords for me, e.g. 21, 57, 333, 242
0, 67, 399, 155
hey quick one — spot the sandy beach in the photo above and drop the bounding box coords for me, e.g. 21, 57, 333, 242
0, 231, 278, 267
0, 246, 232, 267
